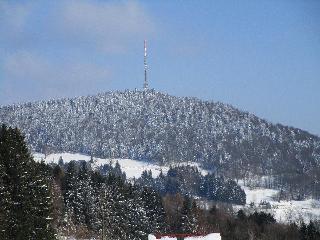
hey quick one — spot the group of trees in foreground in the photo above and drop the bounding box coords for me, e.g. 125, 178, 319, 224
1, 124, 320, 239
0, 125, 55, 239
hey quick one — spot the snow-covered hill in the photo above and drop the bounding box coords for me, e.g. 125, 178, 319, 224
2, 90, 320, 200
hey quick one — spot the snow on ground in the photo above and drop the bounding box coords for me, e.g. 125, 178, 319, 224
185, 234, 221, 240
33, 152, 166, 178
33, 152, 209, 179
148, 234, 221, 240
242, 185, 278, 204
236, 181, 320, 223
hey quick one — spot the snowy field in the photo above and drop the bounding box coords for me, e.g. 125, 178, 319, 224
33, 152, 209, 179
235, 182, 320, 223
33, 152, 320, 224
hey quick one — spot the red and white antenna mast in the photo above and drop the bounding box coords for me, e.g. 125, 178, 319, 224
143, 40, 149, 90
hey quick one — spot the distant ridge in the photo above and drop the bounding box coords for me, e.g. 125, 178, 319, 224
1, 90, 320, 198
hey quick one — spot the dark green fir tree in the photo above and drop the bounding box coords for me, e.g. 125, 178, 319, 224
179, 196, 198, 234
0, 125, 56, 240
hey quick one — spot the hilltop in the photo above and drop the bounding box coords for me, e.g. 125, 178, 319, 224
1, 90, 319, 199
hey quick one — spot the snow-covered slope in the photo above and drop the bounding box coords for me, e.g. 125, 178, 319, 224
236, 182, 320, 223
33, 152, 209, 179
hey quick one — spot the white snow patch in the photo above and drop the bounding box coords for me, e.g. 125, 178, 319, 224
185, 233, 221, 240
235, 180, 320, 224
148, 234, 157, 240
148, 234, 221, 240
33, 152, 209, 179
34, 152, 90, 163
241, 185, 278, 204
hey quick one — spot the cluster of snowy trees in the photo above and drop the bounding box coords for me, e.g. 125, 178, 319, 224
136, 166, 246, 205
162, 194, 320, 240
222, 210, 320, 240
1, 90, 319, 199
53, 161, 167, 239
0, 124, 202, 239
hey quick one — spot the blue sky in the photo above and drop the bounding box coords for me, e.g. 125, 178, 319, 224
0, 0, 319, 136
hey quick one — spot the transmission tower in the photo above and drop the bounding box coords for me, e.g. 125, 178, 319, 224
143, 40, 149, 90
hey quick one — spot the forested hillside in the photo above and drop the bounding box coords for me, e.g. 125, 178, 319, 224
1, 124, 320, 240
1, 90, 320, 198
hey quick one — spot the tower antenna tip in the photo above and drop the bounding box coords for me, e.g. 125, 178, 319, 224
143, 40, 149, 90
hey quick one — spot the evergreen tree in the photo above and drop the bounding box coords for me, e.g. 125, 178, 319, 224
179, 196, 198, 234
58, 156, 64, 166
53, 164, 64, 186
29, 161, 56, 239
98, 183, 127, 239
0, 157, 10, 239
306, 221, 320, 240
76, 161, 97, 229
64, 161, 78, 225
125, 186, 149, 239
154, 170, 166, 196
140, 187, 166, 234
113, 161, 122, 177
0, 125, 56, 239
300, 222, 307, 240
138, 170, 154, 188
89, 155, 94, 164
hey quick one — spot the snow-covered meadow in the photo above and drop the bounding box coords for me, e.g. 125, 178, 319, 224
236, 183, 320, 223
33, 152, 210, 179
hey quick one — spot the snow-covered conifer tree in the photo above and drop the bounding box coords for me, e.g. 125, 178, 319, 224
0, 125, 55, 239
